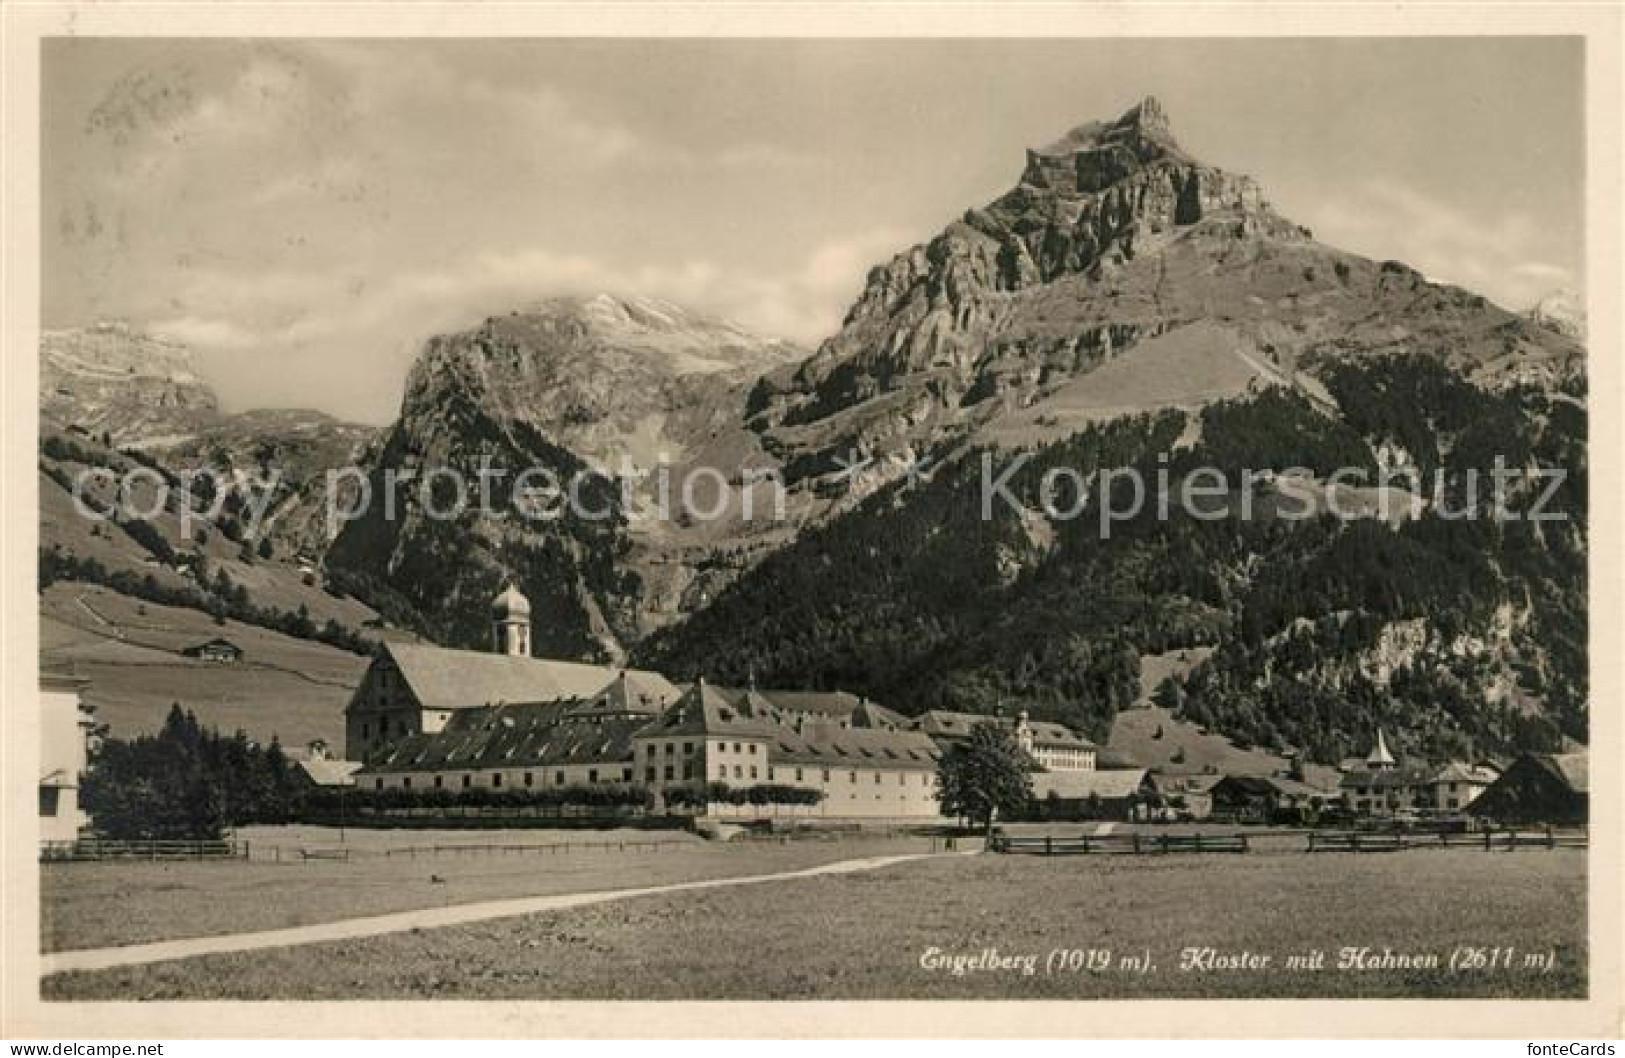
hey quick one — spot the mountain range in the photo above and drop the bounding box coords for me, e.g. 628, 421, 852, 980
38, 97, 1587, 766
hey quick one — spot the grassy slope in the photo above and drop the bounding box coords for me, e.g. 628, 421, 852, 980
40, 582, 366, 747
39, 439, 405, 747
979, 321, 1267, 449
40, 461, 385, 633
43, 848, 1585, 999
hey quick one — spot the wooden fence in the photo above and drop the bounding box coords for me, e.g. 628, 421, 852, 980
40, 838, 248, 862
376, 837, 689, 860
991, 832, 1249, 856
1307, 827, 1587, 853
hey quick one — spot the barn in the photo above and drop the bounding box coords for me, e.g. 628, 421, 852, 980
1467, 753, 1588, 825
181, 637, 243, 663
1029, 769, 1152, 821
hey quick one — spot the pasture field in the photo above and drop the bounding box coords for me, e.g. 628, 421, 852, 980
40, 582, 367, 746
42, 844, 1584, 1000
40, 826, 940, 953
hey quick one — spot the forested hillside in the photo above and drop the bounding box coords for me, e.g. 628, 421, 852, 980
640, 354, 1586, 764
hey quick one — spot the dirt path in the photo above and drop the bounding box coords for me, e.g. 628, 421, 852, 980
42, 851, 938, 976
74, 592, 124, 638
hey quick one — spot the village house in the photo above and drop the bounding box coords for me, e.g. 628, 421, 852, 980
1208, 774, 1333, 823
1146, 772, 1223, 819
1208, 775, 1286, 823
1337, 730, 1521, 819
1339, 729, 1427, 816
1416, 761, 1501, 813
39, 672, 97, 844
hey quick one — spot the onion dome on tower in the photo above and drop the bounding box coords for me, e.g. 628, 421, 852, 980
490, 584, 532, 657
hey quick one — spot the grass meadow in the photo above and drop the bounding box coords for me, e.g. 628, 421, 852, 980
42, 842, 1584, 1000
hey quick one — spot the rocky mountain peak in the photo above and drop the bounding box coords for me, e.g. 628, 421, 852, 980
1025, 95, 1189, 192
454, 293, 803, 379
746, 97, 1580, 490
750, 99, 1309, 440
392, 294, 803, 479
1526, 288, 1585, 340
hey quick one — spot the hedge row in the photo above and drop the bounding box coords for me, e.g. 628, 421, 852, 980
304, 780, 827, 815
304, 783, 645, 813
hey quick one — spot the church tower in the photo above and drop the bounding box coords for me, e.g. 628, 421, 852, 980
491, 584, 532, 657
1366, 728, 1397, 771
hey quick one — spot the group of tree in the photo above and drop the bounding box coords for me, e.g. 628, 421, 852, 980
81, 705, 306, 840
38, 545, 373, 656
666, 782, 824, 808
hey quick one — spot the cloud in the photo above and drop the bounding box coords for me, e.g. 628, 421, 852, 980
143, 226, 914, 422
148, 315, 264, 350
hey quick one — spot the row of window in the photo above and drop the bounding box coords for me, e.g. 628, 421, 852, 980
375, 766, 635, 791
373, 764, 939, 791
646, 764, 700, 782
641, 740, 764, 759
360, 717, 398, 741
712, 765, 933, 786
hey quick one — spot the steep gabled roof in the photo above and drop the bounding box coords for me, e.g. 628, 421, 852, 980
360, 700, 646, 774
1212, 774, 1280, 798
372, 642, 681, 712
1033, 769, 1150, 800
756, 689, 863, 717
1541, 752, 1589, 793
1150, 772, 1225, 795
712, 687, 787, 722
1027, 720, 1098, 750
637, 680, 781, 739
297, 758, 362, 787
913, 710, 1003, 739
772, 721, 940, 771
565, 671, 672, 719
849, 699, 911, 731
1268, 775, 1338, 799
184, 637, 242, 655
1429, 761, 1501, 785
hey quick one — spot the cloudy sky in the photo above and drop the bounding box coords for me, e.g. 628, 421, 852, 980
43, 38, 1584, 425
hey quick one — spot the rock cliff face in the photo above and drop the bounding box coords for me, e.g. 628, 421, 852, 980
749, 97, 1583, 490
158, 409, 380, 559
41, 323, 219, 446
404, 295, 803, 473
326, 295, 805, 657
756, 98, 1306, 428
